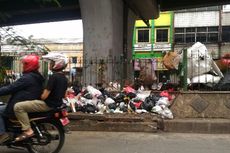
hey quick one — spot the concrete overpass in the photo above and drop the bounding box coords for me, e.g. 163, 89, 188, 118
1, 0, 230, 85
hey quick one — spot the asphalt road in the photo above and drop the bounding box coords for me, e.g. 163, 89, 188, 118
1, 131, 230, 153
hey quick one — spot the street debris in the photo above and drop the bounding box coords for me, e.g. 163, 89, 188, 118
65, 85, 175, 119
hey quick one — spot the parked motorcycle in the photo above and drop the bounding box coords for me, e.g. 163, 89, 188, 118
1, 104, 70, 153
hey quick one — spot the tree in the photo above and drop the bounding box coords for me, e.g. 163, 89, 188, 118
0, 27, 50, 85
0, 0, 60, 85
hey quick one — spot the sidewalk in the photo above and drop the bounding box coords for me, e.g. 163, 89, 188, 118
68, 112, 230, 134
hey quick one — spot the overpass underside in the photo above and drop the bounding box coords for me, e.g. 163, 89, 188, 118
1, 0, 230, 85
1, 0, 229, 26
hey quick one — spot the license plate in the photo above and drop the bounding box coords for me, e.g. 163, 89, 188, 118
60, 117, 70, 126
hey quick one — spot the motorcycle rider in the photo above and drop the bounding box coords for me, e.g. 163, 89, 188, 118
14, 53, 68, 142
0, 55, 44, 144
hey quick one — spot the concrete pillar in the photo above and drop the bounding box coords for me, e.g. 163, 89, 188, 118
79, 0, 124, 86
126, 8, 137, 83
79, 0, 137, 87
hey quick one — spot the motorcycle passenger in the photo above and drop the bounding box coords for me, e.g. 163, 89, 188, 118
14, 53, 68, 142
0, 55, 44, 144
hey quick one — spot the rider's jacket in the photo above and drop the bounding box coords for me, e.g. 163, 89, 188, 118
0, 71, 44, 117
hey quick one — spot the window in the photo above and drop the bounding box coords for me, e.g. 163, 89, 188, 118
185, 28, 195, 43
207, 27, 218, 42
137, 29, 150, 43
175, 28, 185, 43
186, 34, 195, 43
197, 27, 206, 32
175, 34, 184, 43
2, 56, 13, 69
156, 28, 169, 42
196, 33, 207, 42
197, 27, 207, 42
186, 28, 195, 32
208, 27, 218, 32
175, 28, 184, 33
72, 57, 77, 63
222, 26, 230, 42
174, 26, 219, 44
208, 33, 218, 42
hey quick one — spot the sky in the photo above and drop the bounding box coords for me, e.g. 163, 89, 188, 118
12, 19, 83, 39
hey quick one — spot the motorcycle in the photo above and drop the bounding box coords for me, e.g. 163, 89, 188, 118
1, 104, 70, 153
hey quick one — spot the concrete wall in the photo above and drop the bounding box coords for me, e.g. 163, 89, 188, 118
170, 92, 230, 119
221, 43, 230, 55
222, 12, 230, 26
174, 11, 219, 27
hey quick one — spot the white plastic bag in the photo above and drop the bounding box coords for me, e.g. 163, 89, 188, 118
156, 97, 170, 106
86, 85, 102, 97
186, 42, 212, 78
161, 107, 174, 119
191, 74, 221, 84
104, 97, 115, 106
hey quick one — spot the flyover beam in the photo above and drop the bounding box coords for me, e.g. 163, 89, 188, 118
159, 0, 230, 11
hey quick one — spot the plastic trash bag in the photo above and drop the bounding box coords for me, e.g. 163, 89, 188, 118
108, 103, 117, 110
186, 42, 212, 78
127, 92, 137, 99
160, 90, 173, 101
156, 97, 170, 106
136, 93, 149, 102
85, 103, 97, 113
190, 74, 221, 84
151, 105, 173, 119
141, 96, 156, 112
104, 97, 115, 106
123, 86, 136, 94
161, 107, 173, 119
96, 102, 106, 114
119, 102, 128, 112
151, 105, 163, 114
114, 93, 126, 103
87, 85, 102, 97
135, 109, 148, 114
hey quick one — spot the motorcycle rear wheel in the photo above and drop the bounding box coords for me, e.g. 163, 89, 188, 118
27, 119, 65, 153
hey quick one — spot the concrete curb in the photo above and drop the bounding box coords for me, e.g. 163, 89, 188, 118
162, 118, 230, 134
68, 112, 158, 132
68, 113, 230, 134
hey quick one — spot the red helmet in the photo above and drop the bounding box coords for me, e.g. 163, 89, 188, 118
21, 55, 40, 73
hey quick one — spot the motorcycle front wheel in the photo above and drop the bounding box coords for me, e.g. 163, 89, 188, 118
27, 119, 65, 153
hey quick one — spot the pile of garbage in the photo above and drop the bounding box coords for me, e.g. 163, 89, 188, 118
65, 85, 175, 119
163, 42, 224, 89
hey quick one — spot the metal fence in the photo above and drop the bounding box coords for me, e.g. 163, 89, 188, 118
64, 56, 184, 91
1, 51, 229, 91
66, 51, 229, 91
66, 56, 132, 90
